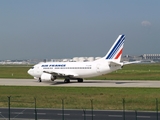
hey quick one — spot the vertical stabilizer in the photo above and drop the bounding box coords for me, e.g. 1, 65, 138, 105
104, 35, 125, 62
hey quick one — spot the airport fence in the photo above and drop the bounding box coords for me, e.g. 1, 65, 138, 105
0, 96, 159, 120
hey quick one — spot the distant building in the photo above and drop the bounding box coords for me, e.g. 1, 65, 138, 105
143, 54, 160, 60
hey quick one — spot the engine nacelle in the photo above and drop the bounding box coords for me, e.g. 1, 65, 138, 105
40, 73, 56, 81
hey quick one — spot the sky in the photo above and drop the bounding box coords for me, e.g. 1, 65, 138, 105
0, 0, 160, 60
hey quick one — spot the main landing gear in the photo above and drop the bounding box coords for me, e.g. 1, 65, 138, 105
64, 78, 83, 83
77, 78, 83, 82
64, 79, 70, 83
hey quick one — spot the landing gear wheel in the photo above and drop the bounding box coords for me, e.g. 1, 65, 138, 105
64, 79, 70, 83
77, 78, 83, 82
38, 78, 42, 82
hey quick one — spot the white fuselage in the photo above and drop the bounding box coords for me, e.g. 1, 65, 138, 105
28, 60, 121, 79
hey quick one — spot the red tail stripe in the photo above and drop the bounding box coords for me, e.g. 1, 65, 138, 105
115, 48, 123, 59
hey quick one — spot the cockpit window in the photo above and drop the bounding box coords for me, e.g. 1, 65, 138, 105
31, 67, 34, 69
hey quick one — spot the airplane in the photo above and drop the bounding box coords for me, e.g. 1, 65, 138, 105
28, 34, 139, 83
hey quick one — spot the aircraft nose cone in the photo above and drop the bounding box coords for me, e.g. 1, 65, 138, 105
27, 69, 32, 75
27, 69, 30, 74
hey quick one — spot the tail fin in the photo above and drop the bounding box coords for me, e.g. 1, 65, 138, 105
104, 35, 125, 62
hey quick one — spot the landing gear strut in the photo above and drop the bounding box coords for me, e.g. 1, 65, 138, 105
64, 79, 70, 83
38, 78, 42, 82
77, 78, 83, 82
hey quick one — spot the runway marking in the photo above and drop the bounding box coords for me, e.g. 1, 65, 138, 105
12, 112, 23, 114
137, 116, 151, 118
13, 109, 26, 119
108, 115, 122, 117
0, 112, 6, 119
57, 113, 70, 116
82, 114, 95, 116
37, 113, 46, 115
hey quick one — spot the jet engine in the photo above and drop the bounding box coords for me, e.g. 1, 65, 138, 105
40, 73, 56, 81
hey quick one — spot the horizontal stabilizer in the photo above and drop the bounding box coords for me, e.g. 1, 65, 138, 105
109, 61, 122, 67
123, 61, 141, 65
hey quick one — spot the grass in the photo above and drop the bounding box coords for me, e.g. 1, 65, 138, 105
0, 86, 160, 111
0, 64, 160, 111
0, 65, 32, 79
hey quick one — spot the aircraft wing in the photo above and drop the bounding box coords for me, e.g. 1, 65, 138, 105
43, 71, 78, 78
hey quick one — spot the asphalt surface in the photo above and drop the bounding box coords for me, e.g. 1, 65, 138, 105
0, 78, 160, 87
0, 108, 159, 120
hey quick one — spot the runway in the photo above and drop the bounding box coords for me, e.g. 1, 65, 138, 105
0, 79, 160, 87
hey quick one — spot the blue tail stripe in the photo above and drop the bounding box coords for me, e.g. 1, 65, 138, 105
106, 35, 124, 59
107, 36, 125, 59
106, 40, 121, 59
106, 35, 125, 59
108, 38, 125, 59
107, 39, 124, 59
